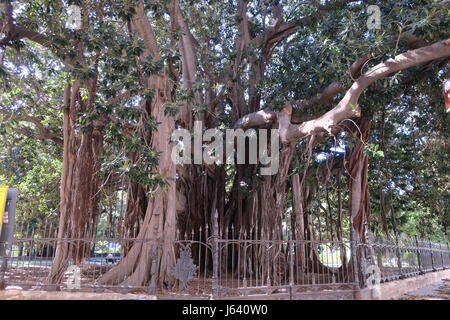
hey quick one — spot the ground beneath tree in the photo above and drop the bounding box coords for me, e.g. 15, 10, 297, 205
0, 288, 157, 300
395, 278, 450, 300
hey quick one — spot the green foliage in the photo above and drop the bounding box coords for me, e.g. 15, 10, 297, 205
0, 0, 448, 241
365, 143, 385, 159
398, 205, 447, 241
0, 136, 61, 229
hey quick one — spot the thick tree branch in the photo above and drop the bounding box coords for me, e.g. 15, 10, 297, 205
171, 0, 198, 89
1, 1, 50, 48
282, 38, 450, 143
349, 54, 371, 80
233, 108, 277, 130
234, 82, 343, 129
131, 1, 160, 57
251, 0, 358, 53
293, 82, 344, 110
233, 39, 450, 143
228, 0, 362, 119
13, 127, 63, 146
0, 104, 63, 145
170, 0, 200, 127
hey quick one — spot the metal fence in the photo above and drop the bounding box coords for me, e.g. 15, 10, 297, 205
1, 225, 449, 299
361, 234, 450, 285
215, 237, 357, 299
0, 234, 213, 296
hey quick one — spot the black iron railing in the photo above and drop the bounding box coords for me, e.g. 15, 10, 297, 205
1, 226, 449, 299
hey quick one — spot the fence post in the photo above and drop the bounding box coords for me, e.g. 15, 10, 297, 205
364, 225, 375, 266
0, 242, 5, 290
289, 232, 294, 286
395, 235, 404, 279
429, 239, 435, 271
439, 243, 444, 270
415, 236, 423, 275
211, 209, 219, 299
447, 243, 450, 269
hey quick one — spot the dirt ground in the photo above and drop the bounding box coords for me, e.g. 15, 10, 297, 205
0, 287, 157, 300
395, 278, 450, 300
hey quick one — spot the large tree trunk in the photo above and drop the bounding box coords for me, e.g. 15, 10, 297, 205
98, 2, 177, 288
346, 115, 372, 285
120, 180, 147, 254
48, 83, 103, 283
98, 74, 177, 288
169, 0, 226, 275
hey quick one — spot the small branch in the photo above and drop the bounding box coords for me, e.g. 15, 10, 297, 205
233, 108, 277, 130
1, 109, 62, 145
13, 127, 63, 146
349, 54, 372, 80
294, 82, 344, 110
251, 0, 358, 54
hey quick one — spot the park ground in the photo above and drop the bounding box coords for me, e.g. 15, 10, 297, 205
395, 278, 450, 300
1, 276, 449, 300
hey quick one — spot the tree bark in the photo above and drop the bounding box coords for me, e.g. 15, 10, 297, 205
347, 116, 372, 241
98, 1, 177, 287
48, 83, 103, 283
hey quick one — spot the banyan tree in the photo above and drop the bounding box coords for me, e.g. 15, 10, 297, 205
0, 0, 449, 288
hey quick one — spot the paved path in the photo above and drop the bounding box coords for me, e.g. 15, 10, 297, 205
396, 278, 450, 300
